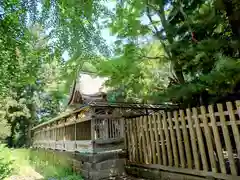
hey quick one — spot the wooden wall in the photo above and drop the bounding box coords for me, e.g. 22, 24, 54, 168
32, 107, 125, 153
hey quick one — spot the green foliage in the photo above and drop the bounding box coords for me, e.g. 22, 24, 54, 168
0, 1, 68, 146
0, 148, 83, 179
0, 144, 14, 179
95, 0, 240, 107
95, 41, 170, 103
1, 0, 240, 146
29, 150, 83, 179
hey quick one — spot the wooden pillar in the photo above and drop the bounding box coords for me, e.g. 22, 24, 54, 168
91, 118, 96, 140
75, 114, 77, 150
54, 122, 57, 149
46, 127, 48, 149
120, 118, 124, 138
105, 119, 109, 139
40, 130, 42, 147
63, 119, 66, 149
104, 109, 109, 139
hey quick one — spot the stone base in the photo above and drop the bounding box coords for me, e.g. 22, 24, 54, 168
73, 150, 127, 180
31, 149, 127, 180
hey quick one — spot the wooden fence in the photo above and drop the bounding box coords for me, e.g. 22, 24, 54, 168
125, 101, 240, 179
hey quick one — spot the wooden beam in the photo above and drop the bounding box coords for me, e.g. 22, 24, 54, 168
92, 114, 122, 119
94, 137, 124, 145
31, 106, 90, 130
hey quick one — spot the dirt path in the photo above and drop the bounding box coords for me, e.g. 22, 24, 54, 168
6, 166, 43, 180
5, 149, 44, 180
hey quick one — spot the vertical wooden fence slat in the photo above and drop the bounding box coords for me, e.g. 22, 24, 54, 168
208, 105, 226, 174
126, 119, 132, 162
109, 119, 112, 138
157, 113, 167, 166
180, 110, 192, 169
112, 119, 115, 138
153, 114, 161, 164
144, 116, 152, 163
100, 119, 103, 138
236, 101, 240, 119
235, 101, 240, 158
124, 119, 128, 153
162, 111, 173, 166
149, 115, 157, 164
100, 120, 103, 138
174, 111, 185, 168
133, 118, 139, 163
157, 113, 167, 165
98, 120, 101, 138
192, 107, 208, 171
226, 102, 240, 155
134, 119, 139, 161
120, 118, 125, 138
217, 103, 237, 175
119, 119, 121, 137
117, 119, 119, 137
168, 112, 179, 167
141, 116, 148, 164
129, 119, 135, 161
200, 106, 217, 172
105, 119, 109, 139
136, 117, 143, 163
64, 121, 66, 149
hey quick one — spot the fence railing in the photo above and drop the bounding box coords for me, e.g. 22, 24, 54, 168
125, 101, 240, 179
93, 118, 123, 140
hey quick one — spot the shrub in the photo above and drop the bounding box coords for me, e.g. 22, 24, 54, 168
0, 144, 14, 179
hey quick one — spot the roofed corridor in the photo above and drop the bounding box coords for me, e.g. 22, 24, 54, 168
30, 75, 168, 180
31, 75, 170, 153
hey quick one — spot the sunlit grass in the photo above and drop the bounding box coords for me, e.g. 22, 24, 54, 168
1, 145, 83, 180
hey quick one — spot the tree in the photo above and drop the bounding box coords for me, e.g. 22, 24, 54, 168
0, 0, 112, 146
100, 0, 240, 107
94, 41, 170, 103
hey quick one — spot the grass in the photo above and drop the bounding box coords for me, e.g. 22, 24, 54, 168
29, 149, 83, 180
0, 144, 83, 180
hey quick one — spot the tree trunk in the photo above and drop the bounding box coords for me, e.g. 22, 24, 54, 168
223, 0, 240, 39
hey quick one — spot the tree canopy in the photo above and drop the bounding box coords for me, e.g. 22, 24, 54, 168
0, 0, 240, 146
